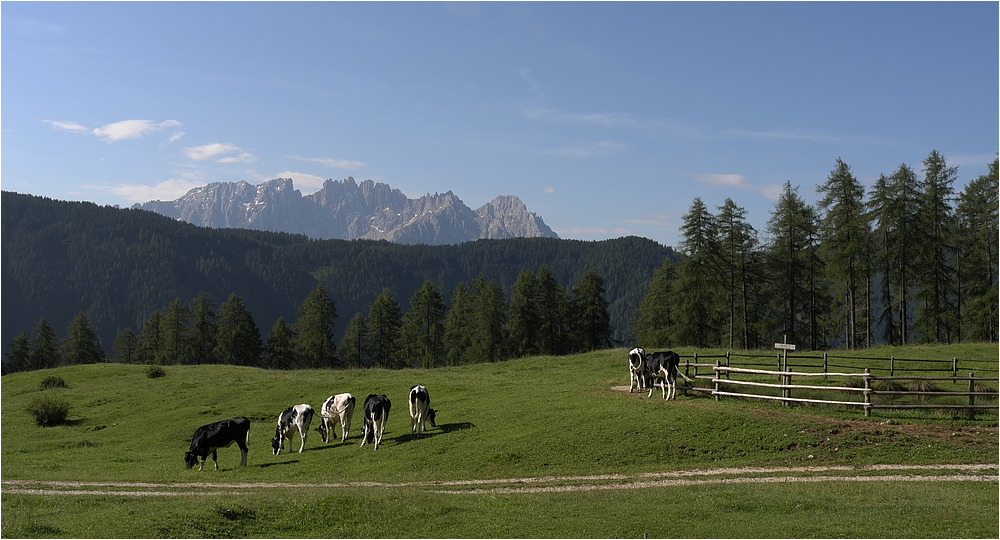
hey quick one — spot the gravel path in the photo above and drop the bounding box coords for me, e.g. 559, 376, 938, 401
3, 464, 996, 497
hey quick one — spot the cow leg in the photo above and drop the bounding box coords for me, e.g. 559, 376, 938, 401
211, 449, 219, 470
341, 419, 349, 443
198, 458, 206, 472
298, 428, 307, 453
238, 442, 249, 467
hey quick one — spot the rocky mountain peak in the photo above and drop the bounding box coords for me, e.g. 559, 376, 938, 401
135, 178, 558, 245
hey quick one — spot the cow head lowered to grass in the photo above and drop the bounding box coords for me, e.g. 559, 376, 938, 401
184, 417, 250, 471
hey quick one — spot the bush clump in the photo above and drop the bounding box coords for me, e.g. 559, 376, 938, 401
26, 396, 71, 427
39, 376, 67, 390
146, 365, 166, 378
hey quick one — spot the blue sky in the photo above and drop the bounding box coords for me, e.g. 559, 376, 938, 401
3, 1, 997, 248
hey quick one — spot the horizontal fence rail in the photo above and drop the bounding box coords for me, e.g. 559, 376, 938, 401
660, 352, 999, 419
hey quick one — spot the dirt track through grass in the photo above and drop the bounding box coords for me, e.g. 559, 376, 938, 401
4, 463, 996, 497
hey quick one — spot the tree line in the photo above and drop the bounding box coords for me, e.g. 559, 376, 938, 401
635, 152, 998, 350
4, 268, 613, 372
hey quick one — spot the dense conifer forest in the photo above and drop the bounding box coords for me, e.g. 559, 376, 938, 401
2, 191, 675, 371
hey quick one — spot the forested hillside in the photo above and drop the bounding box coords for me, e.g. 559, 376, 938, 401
2, 191, 676, 364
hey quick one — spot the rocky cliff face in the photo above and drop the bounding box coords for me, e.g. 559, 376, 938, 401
135, 177, 558, 245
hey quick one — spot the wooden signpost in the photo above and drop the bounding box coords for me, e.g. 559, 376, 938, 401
775, 336, 796, 405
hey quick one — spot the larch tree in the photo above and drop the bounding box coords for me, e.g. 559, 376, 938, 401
295, 285, 338, 369
635, 258, 678, 348
914, 150, 959, 343
214, 293, 262, 366
264, 317, 298, 370
367, 288, 402, 369
61, 311, 105, 365
571, 270, 612, 352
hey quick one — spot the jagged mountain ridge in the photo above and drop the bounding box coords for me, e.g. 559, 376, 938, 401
135, 177, 558, 244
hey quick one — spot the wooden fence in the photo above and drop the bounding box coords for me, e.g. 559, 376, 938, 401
668, 352, 999, 419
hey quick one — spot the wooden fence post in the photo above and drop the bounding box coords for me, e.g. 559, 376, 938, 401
890, 356, 894, 376
714, 361, 721, 402
863, 368, 871, 417
725, 351, 731, 379
783, 364, 791, 407
952, 358, 958, 377
968, 372, 975, 421
823, 352, 828, 376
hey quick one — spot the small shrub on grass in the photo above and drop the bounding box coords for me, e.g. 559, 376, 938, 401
908, 380, 937, 403
146, 365, 166, 378
39, 376, 67, 390
25, 396, 71, 427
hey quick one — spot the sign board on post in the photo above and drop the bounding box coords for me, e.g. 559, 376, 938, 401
774, 343, 796, 351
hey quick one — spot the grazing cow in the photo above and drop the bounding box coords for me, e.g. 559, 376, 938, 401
316, 393, 356, 444
271, 404, 314, 455
628, 348, 648, 392
360, 394, 391, 451
184, 417, 250, 471
646, 350, 693, 400
408, 384, 437, 438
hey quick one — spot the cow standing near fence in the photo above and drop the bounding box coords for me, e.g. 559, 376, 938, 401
647, 351, 693, 400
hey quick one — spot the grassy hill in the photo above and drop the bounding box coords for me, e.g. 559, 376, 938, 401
2, 345, 997, 537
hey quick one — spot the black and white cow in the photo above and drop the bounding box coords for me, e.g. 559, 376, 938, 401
628, 347, 648, 392
316, 393, 356, 444
646, 350, 693, 400
360, 394, 391, 451
271, 404, 314, 455
184, 417, 250, 471
408, 384, 437, 438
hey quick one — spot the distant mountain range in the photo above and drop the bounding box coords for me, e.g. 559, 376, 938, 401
134, 177, 558, 244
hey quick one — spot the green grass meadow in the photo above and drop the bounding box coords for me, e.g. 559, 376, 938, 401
2, 345, 998, 538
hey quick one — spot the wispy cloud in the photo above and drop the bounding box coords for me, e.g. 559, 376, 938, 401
622, 213, 674, 228
88, 176, 206, 203
216, 153, 257, 164
725, 128, 894, 146
245, 169, 329, 193
166, 131, 185, 143
687, 173, 783, 200
184, 143, 243, 161
285, 155, 367, 169
42, 120, 89, 134
544, 140, 627, 157
92, 119, 182, 142
542, 186, 556, 194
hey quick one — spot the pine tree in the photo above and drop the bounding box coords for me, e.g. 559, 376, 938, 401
31, 317, 61, 370
469, 275, 508, 363
635, 259, 678, 348
955, 157, 999, 342
189, 292, 216, 365
536, 266, 569, 355
397, 280, 446, 369
765, 182, 826, 348
111, 328, 139, 364
214, 293, 262, 366
817, 158, 871, 348
295, 285, 338, 369
264, 317, 298, 369
367, 288, 402, 369
339, 312, 368, 369
7, 333, 32, 373
715, 198, 760, 349
443, 282, 474, 366
507, 270, 540, 358
137, 311, 162, 364
61, 311, 105, 365
571, 270, 612, 351
914, 150, 959, 343
675, 198, 721, 347
157, 299, 190, 365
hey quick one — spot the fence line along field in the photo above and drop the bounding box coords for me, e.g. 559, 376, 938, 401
2, 345, 997, 538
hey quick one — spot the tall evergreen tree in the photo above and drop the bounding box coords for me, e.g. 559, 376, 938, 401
157, 299, 191, 365
111, 327, 139, 364
571, 270, 612, 351
31, 317, 61, 370
817, 158, 871, 348
397, 280, 446, 369
339, 312, 369, 369
507, 270, 540, 358
189, 292, 216, 365
955, 157, 998, 342
634, 259, 678, 348
715, 198, 760, 349
443, 282, 474, 366
61, 311, 105, 365
367, 288, 402, 369
214, 293, 262, 366
264, 317, 298, 369
469, 274, 508, 363
295, 285, 338, 369
535, 265, 569, 355
7, 333, 32, 373
914, 150, 959, 343
765, 182, 826, 348
674, 198, 721, 347
137, 311, 162, 364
